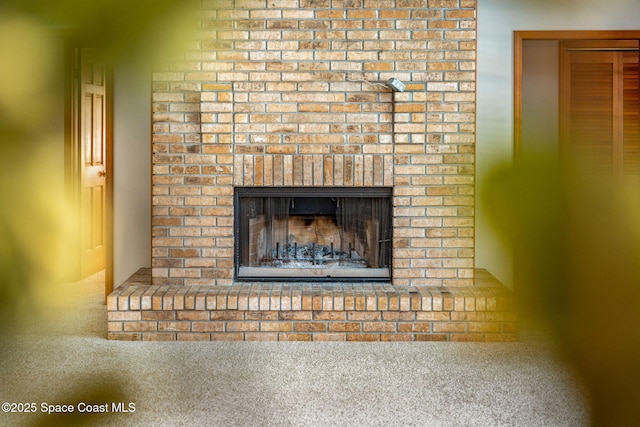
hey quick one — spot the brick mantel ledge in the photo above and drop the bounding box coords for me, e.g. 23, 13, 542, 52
107, 269, 517, 342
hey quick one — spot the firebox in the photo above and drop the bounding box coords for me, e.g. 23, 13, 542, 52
234, 187, 392, 282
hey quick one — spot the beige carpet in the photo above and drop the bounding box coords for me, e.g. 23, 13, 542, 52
0, 272, 589, 426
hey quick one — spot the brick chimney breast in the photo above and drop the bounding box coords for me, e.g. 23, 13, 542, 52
151, 0, 476, 287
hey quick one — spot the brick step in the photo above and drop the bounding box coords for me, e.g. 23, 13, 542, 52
107, 268, 517, 342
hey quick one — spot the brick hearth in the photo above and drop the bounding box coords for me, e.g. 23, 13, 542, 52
108, 269, 516, 342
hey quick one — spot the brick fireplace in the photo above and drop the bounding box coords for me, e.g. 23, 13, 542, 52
108, 0, 517, 341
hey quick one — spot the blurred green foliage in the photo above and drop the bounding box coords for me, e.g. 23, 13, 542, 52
2, 0, 636, 425
1, 0, 198, 61
0, 0, 198, 326
0, 1, 199, 425
484, 153, 640, 425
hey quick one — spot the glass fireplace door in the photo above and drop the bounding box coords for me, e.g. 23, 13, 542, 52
234, 187, 392, 281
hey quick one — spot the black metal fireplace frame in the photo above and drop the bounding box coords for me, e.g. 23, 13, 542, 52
233, 187, 393, 282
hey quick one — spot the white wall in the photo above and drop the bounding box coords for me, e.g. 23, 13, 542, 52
113, 62, 151, 285
477, 0, 640, 286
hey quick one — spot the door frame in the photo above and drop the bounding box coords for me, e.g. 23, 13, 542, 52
514, 30, 640, 159
64, 43, 114, 299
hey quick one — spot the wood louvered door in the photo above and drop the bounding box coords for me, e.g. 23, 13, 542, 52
560, 41, 640, 180
622, 50, 640, 180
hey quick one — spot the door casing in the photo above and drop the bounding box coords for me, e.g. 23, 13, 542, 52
64, 44, 114, 298
513, 30, 640, 289
514, 30, 640, 159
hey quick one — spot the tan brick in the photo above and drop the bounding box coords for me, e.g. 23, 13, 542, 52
142, 333, 176, 341
245, 332, 278, 341
177, 333, 211, 341
468, 322, 501, 334
177, 311, 210, 321
433, 322, 467, 333
346, 333, 380, 342
142, 311, 175, 321
328, 322, 361, 333
415, 333, 447, 342
207, 332, 240, 341
210, 311, 245, 321
294, 322, 327, 333
124, 322, 157, 332
108, 311, 142, 322
301, 294, 313, 311
226, 322, 259, 332
398, 322, 431, 333
313, 311, 347, 321
278, 333, 312, 341
381, 333, 413, 342
107, 322, 123, 332
260, 322, 293, 332
450, 334, 484, 342
245, 311, 279, 321
312, 333, 345, 341
343, 294, 355, 311
382, 311, 415, 322
158, 321, 191, 332
348, 311, 381, 321
450, 311, 483, 322
108, 333, 142, 341
363, 322, 396, 333
312, 294, 323, 311
192, 322, 225, 332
